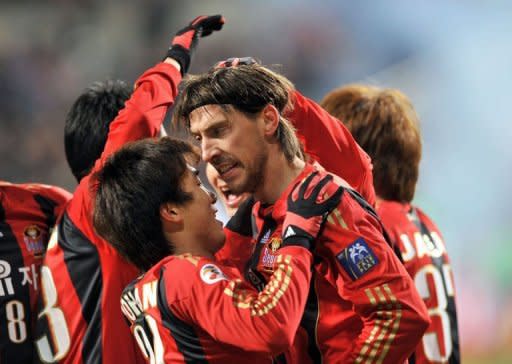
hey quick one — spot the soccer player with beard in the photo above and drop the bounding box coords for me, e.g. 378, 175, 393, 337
204, 58, 375, 218
0, 182, 70, 363
34, 15, 224, 364
173, 63, 430, 363
321, 84, 460, 364
91, 134, 342, 362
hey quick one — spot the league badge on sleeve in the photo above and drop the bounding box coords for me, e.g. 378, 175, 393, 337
200, 263, 228, 285
337, 238, 379, 280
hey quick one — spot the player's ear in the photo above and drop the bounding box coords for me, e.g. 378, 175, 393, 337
261, 104, 280, 137
160, 202, 183, 225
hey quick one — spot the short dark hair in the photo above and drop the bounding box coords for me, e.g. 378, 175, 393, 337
93, 137, 196, 271
173, 64, 301, 162
65, 80, 132, 182
321, 84, 422, 202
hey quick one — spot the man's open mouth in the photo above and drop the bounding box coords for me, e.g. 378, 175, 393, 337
220, 188, 244, 208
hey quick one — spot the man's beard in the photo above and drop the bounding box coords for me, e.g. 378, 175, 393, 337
228, 148, 268, 195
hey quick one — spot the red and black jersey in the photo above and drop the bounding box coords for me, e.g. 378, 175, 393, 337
215, 90, 377, 276
0, 181, 71, 363
378, 200, 460, 364
287, 91, 376, 207
121, 246, 312, 364
34, 62, 182, 364
222, 164, 430, 364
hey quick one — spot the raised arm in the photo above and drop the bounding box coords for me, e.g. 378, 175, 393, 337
96, 15, 225, 167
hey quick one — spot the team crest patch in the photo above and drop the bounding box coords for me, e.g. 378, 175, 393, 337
200, 264, 227, 284
261, 237, 282, 272
23, 225, 45, 257
268, 237, 282, 252
337, 238, 379, 280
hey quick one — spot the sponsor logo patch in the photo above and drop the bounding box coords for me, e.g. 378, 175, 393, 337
199, 263, 227, 285
337, 238, 379, 280
259, 229, 271, 244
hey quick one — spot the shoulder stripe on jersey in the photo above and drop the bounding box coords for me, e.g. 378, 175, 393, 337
345, 189, 401, 262
59, 212, 103, 363
0, 202, 35, 363
299, 270, 322, 363
34, 194, 59, 228
157, 269, 207, 363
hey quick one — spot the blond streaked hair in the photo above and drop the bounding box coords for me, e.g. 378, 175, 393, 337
321, 84, 422, 202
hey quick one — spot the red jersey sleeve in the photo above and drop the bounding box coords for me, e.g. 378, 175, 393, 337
68, 62, 181, 219
94, 62, 181, 168
169, 246, 312, 355
287, 91, 376, 206
321, 188, 430, 363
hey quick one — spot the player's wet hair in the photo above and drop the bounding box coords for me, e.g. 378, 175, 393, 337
92, 137, 196, 271
65, 80, 132, 182
321, 84, 422, 202
173, 64, 301, 162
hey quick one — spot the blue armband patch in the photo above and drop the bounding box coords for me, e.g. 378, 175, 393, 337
337, 238, 379, 280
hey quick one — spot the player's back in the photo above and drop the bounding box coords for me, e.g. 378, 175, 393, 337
34, 176, 144, 364
378, 200, 460, 364
0, 181, 70, 363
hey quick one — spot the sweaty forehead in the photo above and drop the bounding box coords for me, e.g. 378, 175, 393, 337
189, 105, 229, 133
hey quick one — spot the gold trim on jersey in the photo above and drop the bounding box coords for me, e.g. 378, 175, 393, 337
176, 253, 200, 266
355, 284, 402, 363
223, 254, 294, 317
326, 207, 348, 229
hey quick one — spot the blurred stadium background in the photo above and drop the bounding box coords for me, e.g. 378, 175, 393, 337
1, 0, 511, 362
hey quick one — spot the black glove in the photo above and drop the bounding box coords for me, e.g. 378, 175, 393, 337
213, 57, 259, 69
282, 172, 344, 250
165, 15, 225, 75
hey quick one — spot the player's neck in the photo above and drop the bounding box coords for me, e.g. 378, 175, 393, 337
254, 153, 305, 205
165, 231, 215, 260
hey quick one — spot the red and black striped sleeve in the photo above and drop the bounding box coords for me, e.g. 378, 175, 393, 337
168, 247, 312, 356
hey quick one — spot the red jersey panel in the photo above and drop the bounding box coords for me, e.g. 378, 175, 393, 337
121, 247, 312, 364
287, 91, 376, 207
378, 200, 460, 364
34, 62, 182, 364
224, 164, 430, 364
0, 181, 71, 363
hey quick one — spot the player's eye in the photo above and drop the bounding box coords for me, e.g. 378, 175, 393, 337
209, 125, 228, 138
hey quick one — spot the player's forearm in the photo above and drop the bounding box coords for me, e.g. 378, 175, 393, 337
214, 248, 312, 354
349, 278, 430, 363
97, 62, 181, 165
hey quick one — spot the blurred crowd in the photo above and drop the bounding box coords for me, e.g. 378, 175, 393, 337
1, 0, 511, 362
